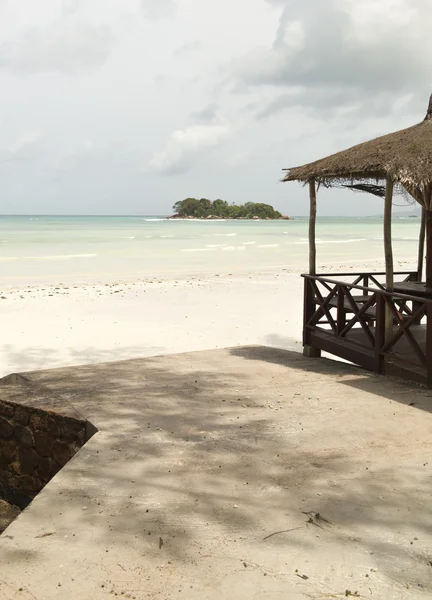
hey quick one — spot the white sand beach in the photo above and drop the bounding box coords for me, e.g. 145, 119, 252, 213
0, 255, 416, 378
0, 271, 304, 377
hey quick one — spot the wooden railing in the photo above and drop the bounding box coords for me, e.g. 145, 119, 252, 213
302, 272, 432, 385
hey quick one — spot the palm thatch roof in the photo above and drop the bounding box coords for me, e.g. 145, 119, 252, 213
283, 95, 432, 207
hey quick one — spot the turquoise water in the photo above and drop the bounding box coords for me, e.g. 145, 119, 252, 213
0, 215, 421, 287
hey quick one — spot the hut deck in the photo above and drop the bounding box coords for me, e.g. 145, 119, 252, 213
303, 271, 432, 387
310, 324, 428, 385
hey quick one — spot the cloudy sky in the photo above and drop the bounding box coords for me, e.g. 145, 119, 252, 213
0, 0, 431, 216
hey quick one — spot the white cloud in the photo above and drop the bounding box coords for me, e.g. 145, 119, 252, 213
0, 130, 46, 165
233, 0, 432, 116
0, 17, 112, 74
8, 130, 44, 155
150, 120, 230, 175
0, 0, 127, 75
140, 0, 176, 19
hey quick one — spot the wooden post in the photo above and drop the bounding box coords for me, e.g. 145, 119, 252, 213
417, 208, 426, 281
337, 284, 345, 335
303, 180, 321, 358
384, 176, 394, 344
375, 292, 385, 374
427, 301, 432, 388
426, 210, 432, 289
309, 179, 317, 276
303, 278, 313, 341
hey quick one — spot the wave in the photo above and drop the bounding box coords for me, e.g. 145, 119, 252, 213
181, 248, 213, 253
0, 253, 97, 261
214, 233, 237, 237
319, 238, 368, 245
293, 238, 367, 245
258, 244, 280, 248
142, 218, 166, 221
167, 218, 226, 222
369, 236, 417, 242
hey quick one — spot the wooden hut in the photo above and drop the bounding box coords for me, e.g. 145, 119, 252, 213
283, 94, 432, 386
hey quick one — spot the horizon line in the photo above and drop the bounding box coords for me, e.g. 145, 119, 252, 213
0, 213, 416, 218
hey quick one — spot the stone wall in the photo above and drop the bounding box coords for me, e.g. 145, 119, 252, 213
0, 399, 91, 508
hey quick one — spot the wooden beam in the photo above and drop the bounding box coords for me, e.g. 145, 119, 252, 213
417, 208, 426, 281
384, 176, 394, 343
309, 179, 317, 276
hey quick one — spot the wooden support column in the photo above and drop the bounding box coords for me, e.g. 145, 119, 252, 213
424, 186, 432, 385
309, 179, 317, 276
375, 293, 385, 374
427, 302, 432, 388
384, 176, 394, 344
303, 179, 321, 358
417, 207, 426, 281
426, 209, 432, 289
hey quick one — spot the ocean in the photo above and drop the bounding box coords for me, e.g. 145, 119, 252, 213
0, 215, 422, 287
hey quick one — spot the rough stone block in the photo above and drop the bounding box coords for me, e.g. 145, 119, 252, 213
9, 460, 21, 475
62, 418, 86, 437
0, 440, 17, 466
19, 446, 39, 475
38, 457, 60, 483
0, 402, 15, 418
0, 499, 21, 534
62, 429, 85, 445
0, 416, 14, 439
18, 475, 40, 494
34, 431, 55, 458
15, 425, 34, 448
53, 440, 75, 465
46, 417, 59, 437
29, 412, 49, 431
14, 406, 30, 426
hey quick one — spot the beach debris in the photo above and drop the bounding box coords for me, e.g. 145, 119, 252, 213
263, 527, 302, 541
159, 537, 163, 549
303, 511, 332, 529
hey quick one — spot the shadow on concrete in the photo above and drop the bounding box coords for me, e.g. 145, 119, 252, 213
0, 343, 167, 376
231, 345, 432, 413
1, 346, 432, 592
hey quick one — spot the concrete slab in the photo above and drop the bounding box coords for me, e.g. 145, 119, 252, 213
1, 346, 432, 599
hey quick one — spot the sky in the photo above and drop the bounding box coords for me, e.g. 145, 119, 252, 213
0, 0, 431, 216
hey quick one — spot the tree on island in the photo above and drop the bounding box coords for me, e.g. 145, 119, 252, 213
172, 198, 283, 219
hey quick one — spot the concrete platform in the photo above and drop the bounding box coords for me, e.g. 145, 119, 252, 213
1, 346, 432, 599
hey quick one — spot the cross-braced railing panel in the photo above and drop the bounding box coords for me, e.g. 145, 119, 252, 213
303, 271, 432, 384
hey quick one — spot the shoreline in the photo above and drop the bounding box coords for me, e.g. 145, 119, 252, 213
0, 256, 412, 292
168, 215, 294, 221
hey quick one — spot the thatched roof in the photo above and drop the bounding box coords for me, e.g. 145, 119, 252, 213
283, 95, 432, 206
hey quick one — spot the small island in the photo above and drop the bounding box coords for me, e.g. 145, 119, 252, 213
169, 198, 291, 220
